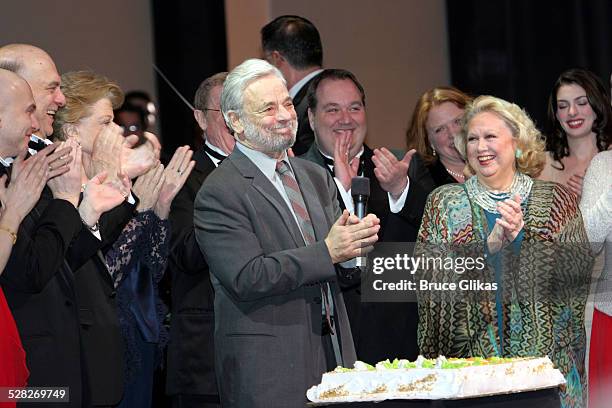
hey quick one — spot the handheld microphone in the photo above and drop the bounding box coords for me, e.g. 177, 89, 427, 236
351, 177, 370, 267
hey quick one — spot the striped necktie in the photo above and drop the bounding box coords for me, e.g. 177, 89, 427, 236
276, 160, 337, 340
275, 160, 316, 245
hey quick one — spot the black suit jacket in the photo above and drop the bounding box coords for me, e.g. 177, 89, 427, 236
1, 186, 135, 407
166, 149, 219, 397
300, 144, 436, 363
75, 200, 137, 406
1, 188, 85, 408
290, 74, 319, 156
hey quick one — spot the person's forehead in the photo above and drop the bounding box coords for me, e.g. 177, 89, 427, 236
92, 97, 113, 112
23, 57, 60, 86
427, 102, 463, 126
7, 80, 35, 110
207, 85, 223, 105
317, 78, 361, 102
557, 83, 587, 98
469, 111, 507, 130
244, 75, 288, 100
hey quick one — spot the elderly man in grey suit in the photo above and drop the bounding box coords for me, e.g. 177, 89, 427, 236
194, 59, 380, 408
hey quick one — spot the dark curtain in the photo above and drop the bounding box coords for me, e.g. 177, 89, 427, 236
150, 4, 226, 406
447, 0, 612, 132
152, 0, 227, 159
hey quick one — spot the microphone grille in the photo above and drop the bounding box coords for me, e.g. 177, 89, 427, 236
351, 176, 370, 196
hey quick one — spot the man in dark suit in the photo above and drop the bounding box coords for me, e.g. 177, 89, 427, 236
166, 72, 230, 408
0, 44, 144, 407
301, 69, 435, 365
194, 59, 380, 408
261, 15, 324, 156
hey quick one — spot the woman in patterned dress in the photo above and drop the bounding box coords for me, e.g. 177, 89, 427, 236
416, 95, 593, 407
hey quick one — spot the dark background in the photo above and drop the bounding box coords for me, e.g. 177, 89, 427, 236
446, 0, 612, 131
151, 0, 612, 158
152, 0, 228, 158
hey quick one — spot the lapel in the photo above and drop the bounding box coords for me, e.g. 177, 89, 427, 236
229, 149, 304, 248
290, 158, 328, 241
95, 250, 115, 287
302, 143, 336, 180
302, 143, 328, 168
30, 187, 77, 297
194, 148, 218, 181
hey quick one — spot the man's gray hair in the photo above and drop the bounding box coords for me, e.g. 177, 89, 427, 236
221, 58, 285, 132
194, 72, 228, 111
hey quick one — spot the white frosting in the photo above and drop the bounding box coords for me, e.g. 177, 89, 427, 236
307, 356, 566, 403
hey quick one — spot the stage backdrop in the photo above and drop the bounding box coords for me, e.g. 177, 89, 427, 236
447, 0, 612, 132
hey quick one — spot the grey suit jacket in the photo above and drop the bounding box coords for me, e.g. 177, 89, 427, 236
194, 148, 356, 408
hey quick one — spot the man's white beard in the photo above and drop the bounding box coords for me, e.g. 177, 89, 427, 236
242, 116, 297, 154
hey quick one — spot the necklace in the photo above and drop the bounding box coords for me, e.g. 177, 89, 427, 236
445, 167, 465, 181
465, 172, 532, 213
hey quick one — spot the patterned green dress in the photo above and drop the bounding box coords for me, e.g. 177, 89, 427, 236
416, 178, 593, 408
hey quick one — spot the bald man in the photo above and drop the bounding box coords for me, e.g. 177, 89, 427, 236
0, 69, 39, 159
0, 48, 135, 407
0, 67, 89, 406
0, 44, 65, 140
0, 44, 158, 177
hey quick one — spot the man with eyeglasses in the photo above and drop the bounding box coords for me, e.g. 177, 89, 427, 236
166, 72, 231, 408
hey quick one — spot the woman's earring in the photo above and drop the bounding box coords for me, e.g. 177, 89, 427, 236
431, 146, 437, 156
515, 148, 523, 159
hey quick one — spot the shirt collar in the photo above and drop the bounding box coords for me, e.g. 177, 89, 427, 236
204, 139, 227, 157
0, 157, 13, 167
289, 69, 324, 99
29, 134, 54, 156
203, 139, 228, 166
319, 146, 364, 167
235, 142, 288, 181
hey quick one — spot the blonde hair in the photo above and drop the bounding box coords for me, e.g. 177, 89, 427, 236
405, 86, 472, 165
53, 71, 124, 141
455, 95, 546, 178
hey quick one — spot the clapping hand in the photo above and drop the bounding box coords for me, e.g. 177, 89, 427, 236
0, 148, 52, 230
487, 194, 524, 254
121, 132, 159, 179
89, 124, 124, 180
325, 210, 380, 264
78, 171, 131, 228
47, 139, 82, 207
333, 134, 360, 191
154, 146, 194, 219
372, 148, 415, 198
143, 132, 162, 159
133, 163, 165, 212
